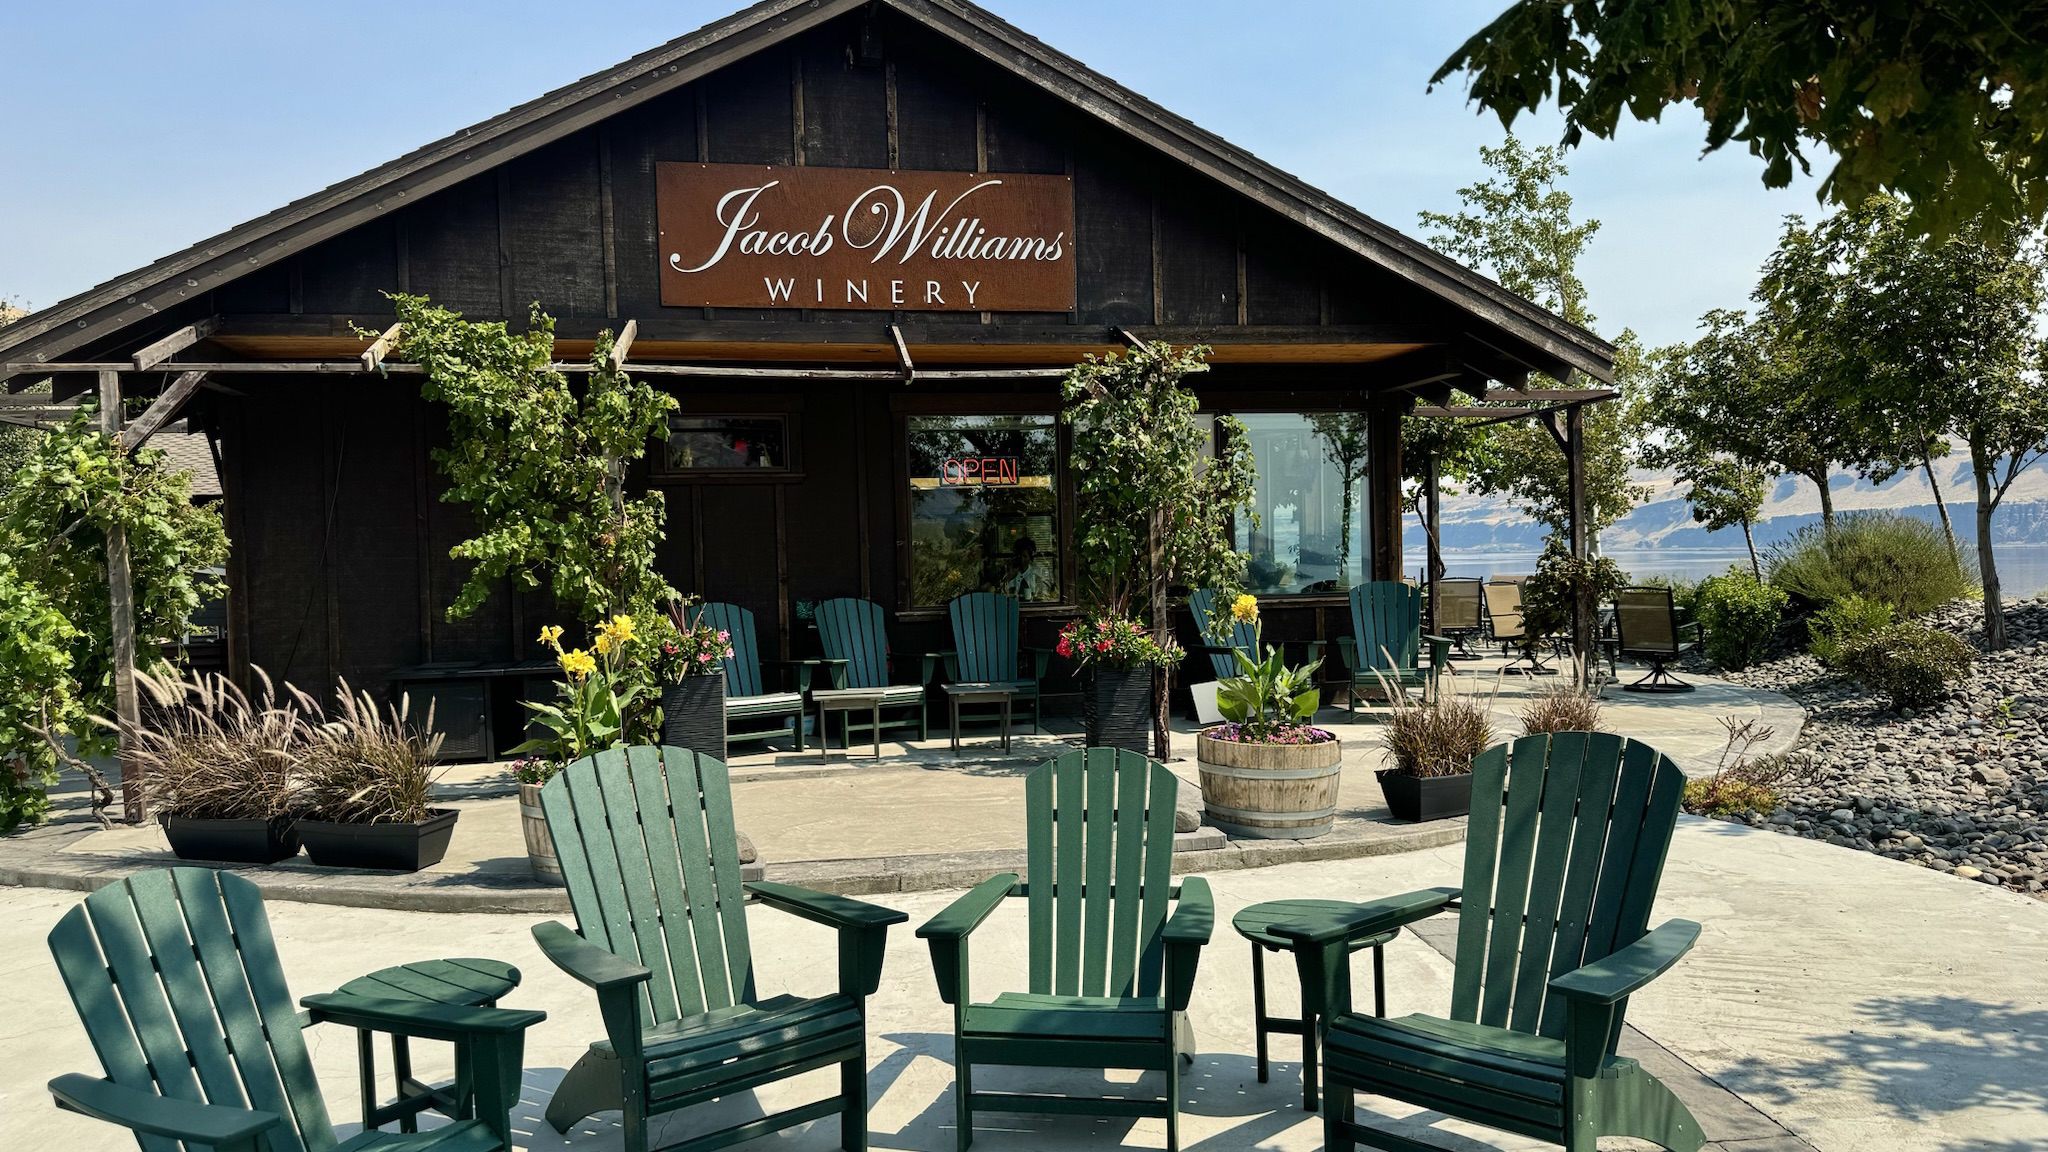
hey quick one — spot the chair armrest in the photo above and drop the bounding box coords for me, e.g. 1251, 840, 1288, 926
300, 994, 546, 1041
1022, 646, 1054, 681
532, 919, 652, 992
748, 881, 908, 930
749, 881, 907, 998
917, 872, 1019, 1005
764, 657, 847, 694
1162, 877, 1214, 1012
50, 1074, 279, 1148
1550, 919, 1700, 1007
1333, 636, 1360, 671
1269, 886, 1461, 947
891, 650, 950, 686
1422, 635, 1454, 668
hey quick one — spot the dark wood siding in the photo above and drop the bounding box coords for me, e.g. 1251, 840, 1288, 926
505, 133, 606, 317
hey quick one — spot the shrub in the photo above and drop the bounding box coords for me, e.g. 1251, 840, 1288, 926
1765, 511, 1972, 614
1380, 679, 1494, 778
301, 682, 443, 824
1634, 574, 1704, 620
1682, 718, 1806, 820
1519, 678, 1605, 735
1807, 594, 1894, 669
1695, 570, 1789, 670
1522, 538, 1630, 638
1839, 622, 1975, 710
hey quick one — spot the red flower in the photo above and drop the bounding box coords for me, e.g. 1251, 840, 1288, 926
1095, 638, 1112, 652
1056, 637, 1073, 657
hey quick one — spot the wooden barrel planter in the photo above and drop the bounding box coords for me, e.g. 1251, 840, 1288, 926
519, 782, 564, 885
1195, 730, 1343, 839
1083, 667, 1153, 754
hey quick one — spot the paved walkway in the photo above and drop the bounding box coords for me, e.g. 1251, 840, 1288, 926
0, 658, 1801, 910
3, 817, 2038, 1152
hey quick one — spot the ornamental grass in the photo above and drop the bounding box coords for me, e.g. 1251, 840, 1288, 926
1377, 670, 1494, 779
127, 668, 310, 821
299, 682, 443, 824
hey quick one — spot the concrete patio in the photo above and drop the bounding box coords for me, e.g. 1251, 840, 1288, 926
3, 815, 2039, 1152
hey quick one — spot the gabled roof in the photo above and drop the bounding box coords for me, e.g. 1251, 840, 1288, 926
0, 0, 1614, 381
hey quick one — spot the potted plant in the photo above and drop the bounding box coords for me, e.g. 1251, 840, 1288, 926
1195, 595, 1342, 838
511, 756, 566, 885
130, 669, 308, 864
1058, 615, 1182, 754
1375, 670, 1493, 822
295, 684, 453, 871
653, 598, 734, 760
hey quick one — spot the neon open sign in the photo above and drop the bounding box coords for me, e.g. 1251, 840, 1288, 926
940, 457, 1021, 486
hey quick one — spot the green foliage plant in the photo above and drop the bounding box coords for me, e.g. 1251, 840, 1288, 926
1695, 570, 1789, 671
1682, 719, 1801, 821
1063, 342, 1258, 754
1807, 595, 1894, 669
0, 409, 227, 832
1211, 594, 1328, 743
1840, 622, 1976, 711
1433, 2, 2048, 241
383, 295, 677, 625
1765, 511, 1972, 615
1521, 538, 1627, 641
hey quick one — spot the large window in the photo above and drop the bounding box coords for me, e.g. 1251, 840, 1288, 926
1231, 412, 1370, 595
907, 414, 1061, 607
658, 414, 793, 476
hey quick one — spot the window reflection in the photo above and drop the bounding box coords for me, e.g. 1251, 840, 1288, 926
1231, 412, 1369, 594
664, 416, 789, 472
907, 415, 1061, 606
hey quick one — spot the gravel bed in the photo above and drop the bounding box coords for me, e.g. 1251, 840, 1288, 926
1717, 597, 2048, 897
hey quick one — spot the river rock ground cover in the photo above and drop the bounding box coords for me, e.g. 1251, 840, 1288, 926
1708, 596, 2048, 895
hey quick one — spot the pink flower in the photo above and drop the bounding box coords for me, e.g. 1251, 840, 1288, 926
697, 652, 712, 663
717, 630, 730, 642
1096, 638, 1112, 653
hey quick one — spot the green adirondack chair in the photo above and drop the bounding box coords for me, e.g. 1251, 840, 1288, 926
534, 745, 908, 1152
944, 592, 1051, 733
700, 601, 837, 751
47, 868, 543, 1152
917, 747, 1214, 1152
1275, 732, 1706, 1152
1334, 581, 1451, 715
814, 597, 943, 745
1188, 587, 1325, 680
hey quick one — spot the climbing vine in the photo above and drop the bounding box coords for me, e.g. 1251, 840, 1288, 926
0, 411, 228, 832
384, 295, 678, 627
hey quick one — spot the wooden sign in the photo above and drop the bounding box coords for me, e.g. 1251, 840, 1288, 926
657, 163, 1075, 311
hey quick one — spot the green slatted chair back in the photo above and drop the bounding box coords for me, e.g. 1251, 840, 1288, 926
48, 868, 336, 1152
1450, 732, 1686, 1050
1348, 581, 1423, 673
1188, 588, 1258, 680
1022, 748, 1180, 1001
815, 597, 892, 690
949, 592, 1021, 683
700, 602, 766, 698
541, 746, 757, 1026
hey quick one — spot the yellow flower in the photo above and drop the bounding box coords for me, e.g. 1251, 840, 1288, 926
537, 624, 563, 648
1231, 593, 1259, 623
592, 632, 614, 656
559, 649, 597, 680
609, 614, 635, 642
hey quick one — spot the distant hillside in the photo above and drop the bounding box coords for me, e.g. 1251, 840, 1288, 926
1407, 452, 2048, 553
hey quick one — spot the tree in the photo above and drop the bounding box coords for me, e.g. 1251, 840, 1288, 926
1755, 196, 2048, 648
0, 410, 228, 831
0, 301, 39, 485
386, 296, 677, 628
1063, 343, 1258, 756
1417, 138, 1647, 547
1434, 2, 2048, 239
1643, 438, 1769, 579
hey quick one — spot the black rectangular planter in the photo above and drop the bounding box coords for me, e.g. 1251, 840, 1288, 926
296, 808, 460, 872
1377, 770, 1474, 823
1083, 668, 1154, 755
160, 816, 300, 864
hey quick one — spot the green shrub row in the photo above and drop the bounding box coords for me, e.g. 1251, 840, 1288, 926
1839, 621, 1975, 711
1694, 571, 1789, 671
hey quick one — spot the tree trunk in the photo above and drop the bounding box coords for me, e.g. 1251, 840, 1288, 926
1741, 516, 1760, 581
1812, 469, 1837, 536
1972, 446, 2008, 651
1919, 451, 1959, 558
1148, 509, 1171, 760
1337, 477, 1355, 587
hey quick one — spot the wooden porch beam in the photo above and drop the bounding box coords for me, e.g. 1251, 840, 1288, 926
607, 318, 637, 373
131, 316, 221, 371
889, 324, 914, 378
120, 371, 208, 451
358, 323, 403, 371
98, 369, 144, 823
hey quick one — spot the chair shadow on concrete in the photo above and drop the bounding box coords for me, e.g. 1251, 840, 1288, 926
1714, 995, 2048, 1129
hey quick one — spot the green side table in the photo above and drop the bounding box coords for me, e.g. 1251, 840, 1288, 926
333, 957, 522, 1133
1234, 898, 1394, 1111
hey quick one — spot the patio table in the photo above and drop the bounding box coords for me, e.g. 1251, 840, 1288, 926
813, 686, 888, 761
331, 956, 522, 1133
1234, 898, 1394, 1111
943, 681, 1019, 753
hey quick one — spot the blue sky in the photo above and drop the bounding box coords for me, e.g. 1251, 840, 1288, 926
0, 0, 1825, 349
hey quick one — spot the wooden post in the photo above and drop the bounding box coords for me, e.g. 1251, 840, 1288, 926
1424, 450, 1441, 632
100, 369, 145, 823
1566, 405, 1591, 682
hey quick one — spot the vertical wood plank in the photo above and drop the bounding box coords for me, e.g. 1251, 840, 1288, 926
216, 873, 332, 1145
1079, 747, 1117, 998
82, 883, 206, 1105
1510, 730, 1592, 1034
1134, 757, 1176, 998
321, 383, 342, 695
171, 871, 302, 1147
1479, 735, 1551, 1026
1540, 734, 1626, 1037
776, 485, 790, 660
1053, 750, 1085, 995
221, 402, 253, 691
664, 749, 739, 1010
1108, 747, 1148, 995
629, 746, 705, 1016
126, 873, 251, 1117
495, 167, 514, 319
47, 909, 179, 1152
608, 749, 683, 1024
599, 126, 619, 319
693, 749, 756, 1002
1025, 760, 1054, 994
1450, 741, 1509, 1022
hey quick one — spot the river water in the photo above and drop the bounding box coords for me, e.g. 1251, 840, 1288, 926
1405, 542, 2048, 598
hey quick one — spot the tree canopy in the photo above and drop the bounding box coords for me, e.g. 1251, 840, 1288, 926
1434, 2, 2048, 239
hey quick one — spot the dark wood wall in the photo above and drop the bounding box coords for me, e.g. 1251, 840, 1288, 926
214, 8, 1448, 697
